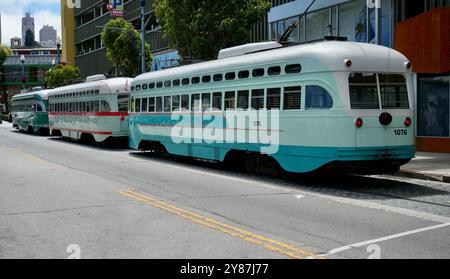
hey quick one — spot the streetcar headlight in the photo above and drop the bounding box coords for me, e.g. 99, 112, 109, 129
345, 59, 352, 67
405, 61, 412, 69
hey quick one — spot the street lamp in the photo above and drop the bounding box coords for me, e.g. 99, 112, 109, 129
56, 38, 61, 64
20, 55, 25, 90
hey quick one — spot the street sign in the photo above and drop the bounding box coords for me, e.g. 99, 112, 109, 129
107, 0, 124, 17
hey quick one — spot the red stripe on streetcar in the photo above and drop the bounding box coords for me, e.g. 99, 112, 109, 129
49, 112, 128, 117
51, 127, 113, 135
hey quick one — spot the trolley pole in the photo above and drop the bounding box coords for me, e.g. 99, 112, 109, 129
140, 0, 146, 74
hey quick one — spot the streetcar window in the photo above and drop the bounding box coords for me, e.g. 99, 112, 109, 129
238, 70, 250, 79
164, 81, 172, 87
149, 83, 155, 89
142, 84, 148, 90
268, 66, 281, 76
201, 76, 210, 83
36, 104, 43, 112
141, 98, 148, 113
379, 74, 409, 109
225, 72, 236, 80
267, 88, 281, 110
225, 91, 236, 110
237, 90, 249, 110
306, 86, 333, 110
102, 101, 110, 112
136, 85, 142, 91
164, 96, 172, 112
95, 90, 100, 95
285, 64, 302, 74
192, 77, 200, 84
68, 103, 73, 112
118, 95, 129, 112
213, 74, 223, 82
130, 98, 135, 113
284, 86, 302, 110
172, 95, 180, 111
191, 94, 201, 112
252, 68, 265, 78
181, 95, 190, 111
173, 80, 180, 87
156, 82, 163, 88
82, 102, 86, 112
251, 89, 264, 110
148, 97, 155, 112
212, 92, 223, 111
182, 78, 190, 85
136, 98, 141, 113
202, 93, 211, 111
156, 97, 163, 112
94, 101, 100, 112
349, 73, 380, 109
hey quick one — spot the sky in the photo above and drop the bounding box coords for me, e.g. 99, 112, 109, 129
0, 0, 61, 46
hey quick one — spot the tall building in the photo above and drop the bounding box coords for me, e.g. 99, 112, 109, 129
39, 25, 57, 47
22, 13, 35, 46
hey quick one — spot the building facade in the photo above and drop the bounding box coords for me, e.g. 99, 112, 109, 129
39, 25, 58, 47
22, 13, 35, 46
62, 0, 291, 78
61, 0, 171, 78
0, 55, 56, 112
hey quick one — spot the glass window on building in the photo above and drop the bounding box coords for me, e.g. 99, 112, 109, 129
339, 0, 367, 42
306, 8, 331, 42
417, 75, 450, 137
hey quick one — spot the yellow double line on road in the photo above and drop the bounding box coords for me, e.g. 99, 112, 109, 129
118, 190, 320, 259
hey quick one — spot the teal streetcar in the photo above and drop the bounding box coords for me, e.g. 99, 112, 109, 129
48, 75, 132, 144
128, 41, 416, 174
11, 90, 51, 135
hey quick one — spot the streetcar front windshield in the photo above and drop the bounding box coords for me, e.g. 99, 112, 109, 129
118, 94, 129, 112
349, 72, 409, 110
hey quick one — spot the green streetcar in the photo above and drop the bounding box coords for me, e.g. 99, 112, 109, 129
11, 90, 51, 135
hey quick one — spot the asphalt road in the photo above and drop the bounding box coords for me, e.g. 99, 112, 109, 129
1, 122, 449, 259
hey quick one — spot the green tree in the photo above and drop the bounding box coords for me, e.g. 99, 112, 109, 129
25, 29, 35, 47
102, 18, 153, 77
45, 64, 81, 88
154, 0, 272, 61
0, 45, 12, 66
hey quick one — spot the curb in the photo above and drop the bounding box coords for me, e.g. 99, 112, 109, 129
394, 170, 450, 183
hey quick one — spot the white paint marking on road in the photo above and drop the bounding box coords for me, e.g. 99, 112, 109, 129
295, 194, 305, 199
320, 222, 450, 257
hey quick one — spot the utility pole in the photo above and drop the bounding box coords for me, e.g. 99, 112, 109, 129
140, 0, 146, 74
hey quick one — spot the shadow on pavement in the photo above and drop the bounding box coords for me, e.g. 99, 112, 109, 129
129, 151, 450, 205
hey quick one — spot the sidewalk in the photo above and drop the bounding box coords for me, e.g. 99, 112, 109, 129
396, 152, 450, 183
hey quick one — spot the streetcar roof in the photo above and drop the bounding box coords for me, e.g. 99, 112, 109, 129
48, 77, 132, 96
132, 41, 411, 85
12, 89, 52, 101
